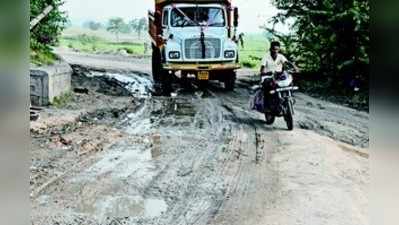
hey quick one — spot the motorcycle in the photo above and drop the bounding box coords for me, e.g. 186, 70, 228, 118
254, 70, 298, 130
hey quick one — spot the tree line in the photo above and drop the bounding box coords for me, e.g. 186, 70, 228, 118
84, 17, 147, 41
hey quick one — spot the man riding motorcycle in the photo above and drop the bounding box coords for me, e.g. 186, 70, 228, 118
260, 41, 298, 111
260, 41, 298, 82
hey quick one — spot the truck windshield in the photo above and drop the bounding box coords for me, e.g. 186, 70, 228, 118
171, 7, 225, 27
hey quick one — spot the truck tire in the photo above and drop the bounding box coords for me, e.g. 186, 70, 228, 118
161, 70, 172, 95
224, 70, 236, 91
152, 45, 162, 84
152, 46, 172, 95
198, 80, 208, 90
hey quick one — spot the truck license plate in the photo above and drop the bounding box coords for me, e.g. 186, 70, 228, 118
198, 71, 209, 80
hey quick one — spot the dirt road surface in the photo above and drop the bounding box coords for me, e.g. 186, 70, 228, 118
31, 52, 369, 225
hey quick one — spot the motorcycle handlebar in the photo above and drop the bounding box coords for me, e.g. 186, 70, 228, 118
260, 70, 298, 77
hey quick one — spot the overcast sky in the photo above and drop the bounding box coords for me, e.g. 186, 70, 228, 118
62, 0, 280, 33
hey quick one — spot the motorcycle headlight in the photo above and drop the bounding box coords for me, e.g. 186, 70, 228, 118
224, 50, 235, 59
169, 51, 180, 59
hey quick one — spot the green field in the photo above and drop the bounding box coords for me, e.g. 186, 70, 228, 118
239, 33, 270, 69
60, 27, 149, 55
60, 36, 147, 55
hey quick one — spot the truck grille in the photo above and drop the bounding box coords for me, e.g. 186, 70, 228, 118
184, 38, 221, 59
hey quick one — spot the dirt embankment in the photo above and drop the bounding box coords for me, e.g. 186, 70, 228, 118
31, 54, 369, 225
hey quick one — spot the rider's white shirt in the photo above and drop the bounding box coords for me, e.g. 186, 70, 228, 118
261, 53, 288, 73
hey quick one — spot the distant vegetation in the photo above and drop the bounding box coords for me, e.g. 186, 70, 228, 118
106, 17, 129, 42
83, 20, 103, 31
129, 17, 147, 39
60, 34, 147, 55
60, 16, 150, 56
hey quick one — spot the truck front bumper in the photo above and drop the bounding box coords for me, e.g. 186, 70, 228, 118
162, 63, 241, 71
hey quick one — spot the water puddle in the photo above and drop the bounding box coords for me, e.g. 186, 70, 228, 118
90, 71, 153, 98
86, 148, 155, 179
125, 117, 152, 135
144, 198, 168, 217
78, 195, 167, 221
72, 142, 167, 221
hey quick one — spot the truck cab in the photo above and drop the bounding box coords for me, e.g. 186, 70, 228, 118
149, 0, 240, 92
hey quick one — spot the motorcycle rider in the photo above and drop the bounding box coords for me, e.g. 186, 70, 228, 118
260, 41, 297, 75
259, 41, 298, 111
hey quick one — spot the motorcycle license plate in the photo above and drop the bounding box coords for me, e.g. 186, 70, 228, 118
198, 71, 209, 80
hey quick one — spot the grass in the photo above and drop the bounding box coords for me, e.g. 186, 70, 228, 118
51, 92, 73, 108
239, 33, 270, 69
60, 26, 149, 55
30, 49, 58, 66
63, 26, 146, 43
60, 35, 147, 55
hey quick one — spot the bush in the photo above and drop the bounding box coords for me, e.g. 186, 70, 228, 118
124, 47, 135, 54
51, 92, 72, 108
241, 60, 257, 68
76, 34, 102, 45
30, 38, 58, 65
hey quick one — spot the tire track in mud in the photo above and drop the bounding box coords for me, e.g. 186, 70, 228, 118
206, 96, 269, 225
185, 95, 264, 225
154, 95, 232, 225
120, 88, 260, 225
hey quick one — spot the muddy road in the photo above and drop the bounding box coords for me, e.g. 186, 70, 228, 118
31, 53, 369, 225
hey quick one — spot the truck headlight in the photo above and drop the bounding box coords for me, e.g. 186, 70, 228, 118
224, 50, 235, 59
169, 51, 180, 59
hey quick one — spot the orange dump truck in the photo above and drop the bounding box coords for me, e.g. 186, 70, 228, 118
148, 0, 240, 91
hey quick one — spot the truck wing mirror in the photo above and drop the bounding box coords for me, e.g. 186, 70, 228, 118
233, 7, 239, 27
148, 10, 155, 22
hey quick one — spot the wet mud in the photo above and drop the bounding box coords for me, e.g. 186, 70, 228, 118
31, 63, 369, 225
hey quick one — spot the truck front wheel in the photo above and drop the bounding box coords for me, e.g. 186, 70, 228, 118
224, 70, 236, 91
151, 46, 162, 84
152, 46, 172, 95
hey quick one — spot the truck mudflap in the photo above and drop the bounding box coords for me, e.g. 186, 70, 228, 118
162, 63, 241, 71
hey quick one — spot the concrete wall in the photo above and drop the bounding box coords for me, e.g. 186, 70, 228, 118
30, 60, 72, 106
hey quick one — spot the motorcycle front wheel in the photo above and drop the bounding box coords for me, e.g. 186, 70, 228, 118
264, 112, 275, 125
284, 99, 294, 130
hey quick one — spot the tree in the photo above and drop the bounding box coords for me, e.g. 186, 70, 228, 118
137, 17, 147, 39
83, 20, 103, 31
266, 0, 369, 89
129, 18, 139, 36
30, 0, 68, 61
106, 17, 126, 42
129, 17, 147, 39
